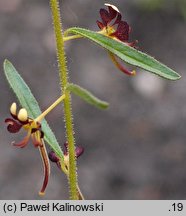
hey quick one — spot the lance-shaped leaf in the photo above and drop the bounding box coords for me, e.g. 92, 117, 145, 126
66, 83, 109, 109
3, 60, 63, 159
66, 27, 181, 80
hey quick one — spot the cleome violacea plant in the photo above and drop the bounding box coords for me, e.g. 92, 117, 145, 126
3, 1, 181, 200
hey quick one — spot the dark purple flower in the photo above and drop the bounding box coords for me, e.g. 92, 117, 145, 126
49, 142, 84, 170
97, 3, 136, 45
64, 142, 84, 158
5, 102, 50, 196
97, 4, 137, 76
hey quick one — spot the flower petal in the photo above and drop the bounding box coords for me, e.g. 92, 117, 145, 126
111, 21, 129, 42
75, 146, 84, 158
112, 13, 122, 25
12, 132, 31, 148
107, 5, 118, 20
64, 142, 84, 158
5, 118, 22, 133
96, 20, 105, 29
100, 8, 111, 26
48, 150, 59, 163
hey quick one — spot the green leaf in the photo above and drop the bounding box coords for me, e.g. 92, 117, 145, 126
3, 60, 63, 159
66, 27, 181, 80
66, 83, 109, 109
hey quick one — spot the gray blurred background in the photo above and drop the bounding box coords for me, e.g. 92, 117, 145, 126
0, 0, 186, 199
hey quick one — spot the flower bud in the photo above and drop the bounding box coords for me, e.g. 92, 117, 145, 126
17, 108, 28, 122
48, 151, 59, 163
76, 146, 84, 158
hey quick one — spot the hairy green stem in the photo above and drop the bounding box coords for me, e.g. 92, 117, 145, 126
50, 0, 78, 200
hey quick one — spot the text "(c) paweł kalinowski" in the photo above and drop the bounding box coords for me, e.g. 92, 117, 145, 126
20, 202, 104, 212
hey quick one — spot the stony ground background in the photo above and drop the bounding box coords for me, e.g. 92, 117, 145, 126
0, 0, 186, 199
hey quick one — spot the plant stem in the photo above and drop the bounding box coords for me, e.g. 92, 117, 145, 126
50, 0, 78, 200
